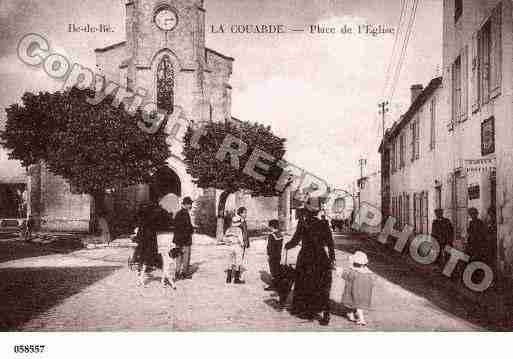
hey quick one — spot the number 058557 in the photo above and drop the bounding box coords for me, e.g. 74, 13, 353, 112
13, 345, 46, 354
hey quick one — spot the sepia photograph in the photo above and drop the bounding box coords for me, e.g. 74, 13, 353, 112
1, 0, 512, 354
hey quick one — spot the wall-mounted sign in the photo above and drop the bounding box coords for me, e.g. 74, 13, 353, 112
464, 157, 496, 174
468, 184, 480, 200
481, 117, 495, 156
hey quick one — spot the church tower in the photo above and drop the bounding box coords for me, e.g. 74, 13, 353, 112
125, 0, 208, 125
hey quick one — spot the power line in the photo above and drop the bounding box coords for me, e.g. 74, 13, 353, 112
388, 0, 419, 103
376, 0, 409, 139
382, 0, 408, 99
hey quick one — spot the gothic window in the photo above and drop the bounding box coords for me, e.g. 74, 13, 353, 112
157, 55, 174, 113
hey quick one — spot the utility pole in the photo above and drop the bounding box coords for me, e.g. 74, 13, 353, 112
357, 158, 367, 227
378, 101, 389, 139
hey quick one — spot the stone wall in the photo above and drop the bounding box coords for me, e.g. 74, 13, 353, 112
38, 163, 92, 232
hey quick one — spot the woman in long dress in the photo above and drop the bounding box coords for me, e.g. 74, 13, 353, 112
133, 202, 161, 285
285, 204, 336, 325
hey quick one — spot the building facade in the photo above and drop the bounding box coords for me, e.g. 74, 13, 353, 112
380, 78, 450, 239
357, 171, 381, 213
443, 0, 513, 277
27, 0, 295, 233
381, 0, 513, 281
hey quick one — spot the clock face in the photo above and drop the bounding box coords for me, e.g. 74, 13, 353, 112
155, 8, 178, 31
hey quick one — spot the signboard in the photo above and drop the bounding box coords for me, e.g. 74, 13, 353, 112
468, 184, 480, 200
464, 157, 496, 174
481, 117, 495, 156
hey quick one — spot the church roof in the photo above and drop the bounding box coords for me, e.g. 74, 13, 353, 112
205, 48, 234, 61
94, 41, 127, 53
94, 41, 234, 63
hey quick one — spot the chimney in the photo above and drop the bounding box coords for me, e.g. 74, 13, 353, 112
410, 84, 423, 104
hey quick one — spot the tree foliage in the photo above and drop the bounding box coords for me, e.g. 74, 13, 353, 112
183, 120, 286, 196
1, 87, 170, 196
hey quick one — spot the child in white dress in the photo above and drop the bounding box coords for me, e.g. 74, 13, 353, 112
336, 251, 375, 326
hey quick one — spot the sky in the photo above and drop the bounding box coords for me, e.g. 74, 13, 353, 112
0, 0, 443, 191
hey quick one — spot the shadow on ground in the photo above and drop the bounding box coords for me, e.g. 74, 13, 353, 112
334, 235, 497, 330
0, 240, 83, 264
0, 265, 120, 330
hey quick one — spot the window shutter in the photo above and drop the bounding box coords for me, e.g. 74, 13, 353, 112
430, 98, 436, 149
399, 196, 402, 228
471, 31, 480, 112
406, 194, 410, 225
461, 46, 469, 121
423, 191, 429, 234
415, 119, 420, 160
413, 193, 417, 232
480, 23, 491, 104
410, 123, 415, 162
490, 3, 502, 97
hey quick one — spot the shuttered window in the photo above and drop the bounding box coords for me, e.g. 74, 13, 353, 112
452, 55, 461, 125
473, 2, 502, 109
399, 133, 405, 168
413, 193, 417, 232
391, 141, 396, 173
398, 195, 403, 228
461, 45, 469, 121
479, 21, 491, 104
423, 191, 429, 234
471, 32, 479, 112
429, 97, 436, 150
405, 193, 410, 226
490, 3, 502, 98
410, 119, 420, 161
415, 118, 420, 160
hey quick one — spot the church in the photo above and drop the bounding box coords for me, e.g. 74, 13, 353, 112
27, 0, 296, 233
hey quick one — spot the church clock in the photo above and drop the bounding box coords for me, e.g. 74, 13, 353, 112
154, 7, 178, 31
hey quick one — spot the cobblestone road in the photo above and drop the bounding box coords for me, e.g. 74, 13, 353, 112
0, 234, 483, 331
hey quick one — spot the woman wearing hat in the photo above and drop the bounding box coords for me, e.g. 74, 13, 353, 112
132, 202, 162, 286
284, 197, 336, 325
337, 250, 375, 326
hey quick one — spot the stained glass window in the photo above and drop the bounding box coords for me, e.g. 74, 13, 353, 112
157, 55, 174, 113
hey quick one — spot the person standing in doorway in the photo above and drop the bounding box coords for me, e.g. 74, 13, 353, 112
173, 197, 194, 279
431, 209, 454, 265
467, 207, 488, 262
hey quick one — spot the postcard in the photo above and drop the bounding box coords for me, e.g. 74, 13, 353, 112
0, 0, 510, 357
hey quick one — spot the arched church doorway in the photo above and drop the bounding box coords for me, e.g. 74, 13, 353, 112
150, 166, 182, 214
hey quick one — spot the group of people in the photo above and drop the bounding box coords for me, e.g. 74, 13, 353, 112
431, 207, 497, 269
131, 196, 195, 288
131, 195, 376, 327
240, 199, 373, 326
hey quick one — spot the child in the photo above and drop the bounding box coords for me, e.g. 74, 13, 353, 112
223, 215, 246, 284
265, 219, 283, 291
337, 251, 374, 326
161, 245, 182, 290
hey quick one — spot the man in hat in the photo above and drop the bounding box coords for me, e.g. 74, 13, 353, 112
173, 196, 194, 279
467, 207, 488, 262
431, 208, 454, 266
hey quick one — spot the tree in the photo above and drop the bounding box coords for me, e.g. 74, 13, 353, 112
1, 87, 170, 236
183, 120, 286, 240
